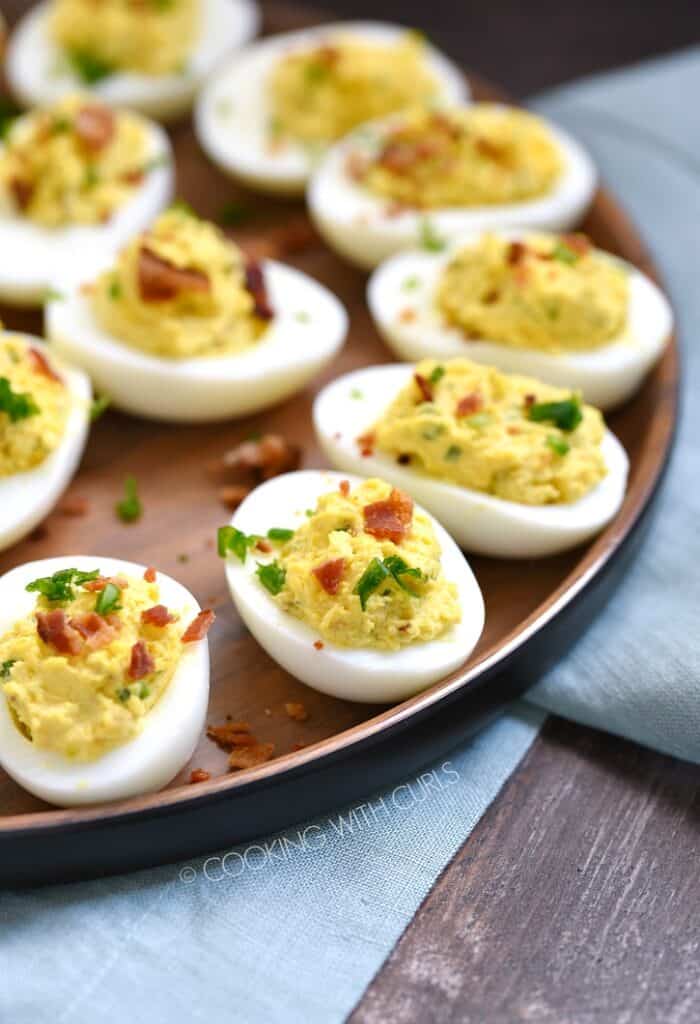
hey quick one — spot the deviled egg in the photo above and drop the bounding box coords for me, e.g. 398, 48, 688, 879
45, 204, 348, 422
0, 332, 91, 551
314, 360, 629, 559
368, 230, 673, 410
0, 557, 213, 806
7, 0, 260, 121
195, 22, 468, 195
0, 95, 173, 306
308, 103, 597, 268
221, 470, 484, 703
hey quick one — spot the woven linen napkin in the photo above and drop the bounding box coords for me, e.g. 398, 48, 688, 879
2, 47, 699, 1024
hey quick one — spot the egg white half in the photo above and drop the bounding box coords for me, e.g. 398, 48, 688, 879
224, 469, 485, 703
308, 107, 597, 269
6, 0, 260, 121
313, 365, 629, 559
367, 234, 673, 410
0, 118, 173, 307
0, 556, 210, 806
0, 337, 91, 552
45, 257, 348, 422
195, 21, 469, 196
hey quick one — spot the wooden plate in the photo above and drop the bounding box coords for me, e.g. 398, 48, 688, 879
0, 3, 678, 885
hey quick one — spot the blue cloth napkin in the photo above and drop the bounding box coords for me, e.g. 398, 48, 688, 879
2, 48, 700, 1024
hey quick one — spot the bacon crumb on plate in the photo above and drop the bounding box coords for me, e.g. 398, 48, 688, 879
189, 769, 211, 784
228, 742, 275, 771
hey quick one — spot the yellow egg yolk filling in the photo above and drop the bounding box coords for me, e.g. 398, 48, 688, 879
357, 104, 562, 209
268, 32, 439, 145
371, 359, 607, 505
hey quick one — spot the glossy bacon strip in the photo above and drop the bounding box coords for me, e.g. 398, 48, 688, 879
414, 373, 433, 403
137, 246, 211, 302
28, 347, 62, 383
181, 609, 216, 643
363, 488, 414, 544
141, 604, 177, 627
244, 261, 274, 321
127, 640, 155, 680
312, 558, 346, 596
143, 567, 157, 583
36, 610, 83, 656
74, 104, 115, 152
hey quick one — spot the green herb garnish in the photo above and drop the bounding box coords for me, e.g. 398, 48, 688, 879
95, 581, 121, 616
116, 476, 142, 523
256, 560, 286, 595
90, 394, 111, 421
117, 687, 131, 703
445, 444, 462, 461
428, 365, 445, 386
401, 275, 421, 292
218, 525, 254, 562
267, 528, 294, 543
350, 388, 364, 400
304, 61, 330, 86
0, 377, 40, 422
353, 556, 424, 610
0, 659, 16, 680
528, 396, 582, 432
108, 279, 122, 300
83, 164, 100, 189
465, 413, 492, 429
27, 568, 100, 603
139, 683, 151, 699
419, 217, 446, 252
67, 48, 115, 84
382, 555, 425, 594
551, 241, 579, 265
546, 434, 570, 456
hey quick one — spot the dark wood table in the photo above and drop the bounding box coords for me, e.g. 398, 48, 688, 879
4, 1, 700, 1019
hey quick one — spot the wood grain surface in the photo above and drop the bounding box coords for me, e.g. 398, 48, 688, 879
350, 717, 700, 1024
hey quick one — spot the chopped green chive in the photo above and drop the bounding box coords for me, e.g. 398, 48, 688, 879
27, 568, 100, 603
551, 241, 579, 265
528, 396, 582, 432
465, 413, 492, 429
428, 365, 445, 386
139, 683, 151, 699
382, 555, 425, 594
546, 434, 570, 456
445, 444, 462, 461
117, 687, 131, 703
354, 556, 425, 610
116, 476, 142, 523
0, 659, 16, 680
419, 217, 446, 252
90, 394, 111, 421
0, 377, 40, 423
401, 275, 421, 291
217, 525, 254, 563
67, 48, 115, 84
256, 560, 286, 595
267, 528, 294, 543
83, 164, 100, 189
108, 279, 122, 300
421, 423, 445, 441
95, 581, 121, 616
350, 388, 364, 400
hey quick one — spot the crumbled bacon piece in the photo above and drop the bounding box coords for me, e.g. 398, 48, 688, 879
83, 575, 129, 592
399, 307, 416, 323
128, 640, 154, 680
363, 488, 413, 544
313, 640, 324, 650
414, 373, 433, 403
71, 612, 120, 650
28, 347, 62, 383
562, 232, 591, 257
144, 566, 157, 582
357, 430, 375, 457
137, 246, 211, 302
74, 104, 115, 152
339, 479, 350, 497
244, 260, 274, 321
141, 604, 177, 627
228, 742, 275, 771
218, 484, 251, 511
181, 609, 216, 643
312, 558, 345, 596
190, 769, 211, 784
284, 702, 308, 722
36, 610, 82, 655
255, 538, 273, 554
524, 392, 536, 408
207, 722, 252, 749
214, 434, 301, 483
10, 177, 33, 210
456, 392, 484, 417
57, 496, 90, 517
507, 241, 527, 266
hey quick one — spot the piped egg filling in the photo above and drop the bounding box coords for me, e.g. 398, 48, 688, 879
50, 0, 200, 79
0, 335, 70, 476
368, 359, 607, 505
0, 95, 148, 227
354, 104, 563, 209
267, 31, 439, 146
436, 233, 629, 352
0, 567, 211, 761
91, 205, 272, 359
227, 478, 461, 650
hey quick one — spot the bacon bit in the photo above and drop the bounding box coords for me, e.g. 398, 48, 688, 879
357, 430, 376, 458
244, 260, 274, 321
507, 241, 527, 266
255, 538, 273, 553
189, 769, 211, 784
312, 558, 345, 596
507, 425, 521, 435
207, 721, 252, 749
128, 640, 154, 680
313, 640, 324, 650
475, 136, 508, 163
414, 373, 433, 403
399, 307, 416, 323
214, 434, 301, 483
36, 610, 82, 655
71, 612, 120, 650
228, 742, 275, 771
562, 232, 591, 256
83, 574, 129, 592
524, 392, 536, 408
57, 495, 90, 517
218, 484, 251, 511
284, 701, 308, 722
456, 392, 484, 417
363, 488, 414, 544
141, 604, 177, 627
28, 347, 62, 383
181, 609, 216, 643
121, 169, 144, 186
137, 246, 211, 302
339, 479, 350, 497
74, 104, 115, 152
144, 566, 157, 582
377, 139, 422, 174
9, 177, 33, 211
